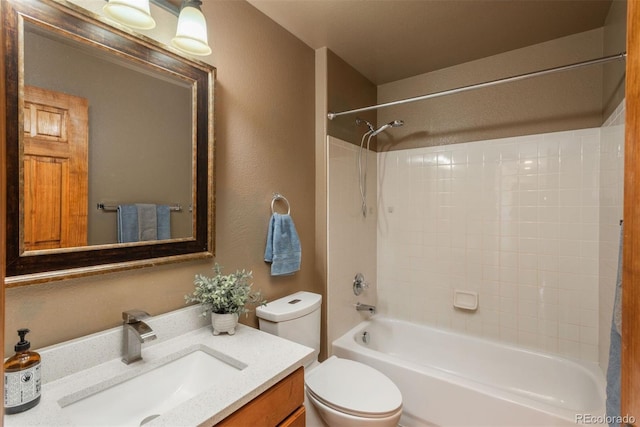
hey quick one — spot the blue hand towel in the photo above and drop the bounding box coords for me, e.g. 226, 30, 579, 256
137, 204, 158, 241
117, 205, 139, 243
264, 213, 301, 276
156, 205, 171, 240
117, 204, 171, 243
606, 222, 623, 426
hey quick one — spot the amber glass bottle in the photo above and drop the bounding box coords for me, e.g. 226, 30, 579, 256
4, 329, 42, 414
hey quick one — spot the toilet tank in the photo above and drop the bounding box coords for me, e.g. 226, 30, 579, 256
256, 291, 322, 361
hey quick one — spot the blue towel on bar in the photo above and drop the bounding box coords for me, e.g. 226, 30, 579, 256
157, 205, 171, 240
117, 205, 139, 243
137, 204, 158, 241
606, 222, 623, 426
264, 213, 301, 276
117, 204, 171, 243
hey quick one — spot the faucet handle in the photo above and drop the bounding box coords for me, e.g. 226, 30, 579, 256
353, 273, 369, 296
122, 310, 150, 324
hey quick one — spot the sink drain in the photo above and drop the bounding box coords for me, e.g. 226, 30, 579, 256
140, 414, 161, 426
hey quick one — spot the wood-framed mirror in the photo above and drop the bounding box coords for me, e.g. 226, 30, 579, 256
3, 0, 215, 286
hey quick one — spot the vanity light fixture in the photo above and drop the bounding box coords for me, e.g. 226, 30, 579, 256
171, 0, 212, 56
102, 0, 211, 57
103, 0, 156, 30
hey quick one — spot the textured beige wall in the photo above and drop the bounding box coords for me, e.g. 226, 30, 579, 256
207, 0, 318, 331
327, 50, 377, 146
5, 1, 317, 356
603, 0, 627, 120
377, 28, 605, 151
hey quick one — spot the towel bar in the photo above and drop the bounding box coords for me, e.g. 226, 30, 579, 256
271, 193, 291, 215
97, 203, 183, 212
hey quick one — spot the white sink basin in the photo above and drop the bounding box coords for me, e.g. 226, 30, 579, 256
60, 348, 245, 426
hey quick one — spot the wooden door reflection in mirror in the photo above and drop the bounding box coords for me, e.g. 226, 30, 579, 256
23, 86, 89, 251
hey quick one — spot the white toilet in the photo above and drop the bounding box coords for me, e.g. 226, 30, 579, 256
256, 291, 403, 427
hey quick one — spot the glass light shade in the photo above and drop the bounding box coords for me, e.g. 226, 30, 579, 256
171, 6, 212, 56
103, 0, 156, 30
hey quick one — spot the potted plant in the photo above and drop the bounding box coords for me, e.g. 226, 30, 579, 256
185, 264, 266, 335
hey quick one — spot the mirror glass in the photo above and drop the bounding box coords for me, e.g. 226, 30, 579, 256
4, 0, 215, 284
24, 23, 194, 247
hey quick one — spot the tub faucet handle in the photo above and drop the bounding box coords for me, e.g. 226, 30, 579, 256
353, 273, 369, 296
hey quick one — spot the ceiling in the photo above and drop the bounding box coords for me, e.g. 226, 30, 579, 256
246, 0, 614, 85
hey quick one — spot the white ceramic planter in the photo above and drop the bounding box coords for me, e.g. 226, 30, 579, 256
211, 313, 239, 335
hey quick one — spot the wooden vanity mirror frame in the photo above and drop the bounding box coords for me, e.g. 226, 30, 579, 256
3, 0, 215, 286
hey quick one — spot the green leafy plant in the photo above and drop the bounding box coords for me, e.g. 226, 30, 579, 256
186, 264, 266, 316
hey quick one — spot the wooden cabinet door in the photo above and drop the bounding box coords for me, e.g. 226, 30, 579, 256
23, 86, 88, 250
279, 406, 306, 427
216, 368, 304, 427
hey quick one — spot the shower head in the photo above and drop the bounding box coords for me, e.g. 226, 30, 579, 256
370, 119, 404, 136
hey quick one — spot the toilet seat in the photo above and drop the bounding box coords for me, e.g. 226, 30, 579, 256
305, 356, 402, 418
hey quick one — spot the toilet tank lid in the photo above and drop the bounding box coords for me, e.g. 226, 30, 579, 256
256, 291, 322, 322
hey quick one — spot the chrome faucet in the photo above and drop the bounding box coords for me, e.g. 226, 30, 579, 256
122, 310, 157, 364
356, 302, 376, 314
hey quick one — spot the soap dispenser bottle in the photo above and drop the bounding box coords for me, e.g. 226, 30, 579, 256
3, 328, 42, 414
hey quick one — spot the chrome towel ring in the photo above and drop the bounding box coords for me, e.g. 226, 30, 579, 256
271, 193, 291, 215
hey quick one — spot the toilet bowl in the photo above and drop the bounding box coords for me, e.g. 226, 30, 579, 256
256, 291, 403, 427
305, 356, 402, 427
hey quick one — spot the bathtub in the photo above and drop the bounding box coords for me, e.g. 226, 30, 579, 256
332, 317, 606, 427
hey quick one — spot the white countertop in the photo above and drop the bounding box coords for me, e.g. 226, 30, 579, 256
4, 306, 315, 426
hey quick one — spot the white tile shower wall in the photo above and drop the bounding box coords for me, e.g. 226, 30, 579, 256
327, 136, 378, 352
377, 129, 601, 362
598, 100, 625, 372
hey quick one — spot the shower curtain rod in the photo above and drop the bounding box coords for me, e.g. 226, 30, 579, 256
327, 52, 627, 120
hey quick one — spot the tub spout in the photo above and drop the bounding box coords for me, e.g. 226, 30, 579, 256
356, 302, 376, 314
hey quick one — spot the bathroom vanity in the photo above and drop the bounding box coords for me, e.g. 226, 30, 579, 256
3, 306, 314, 426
